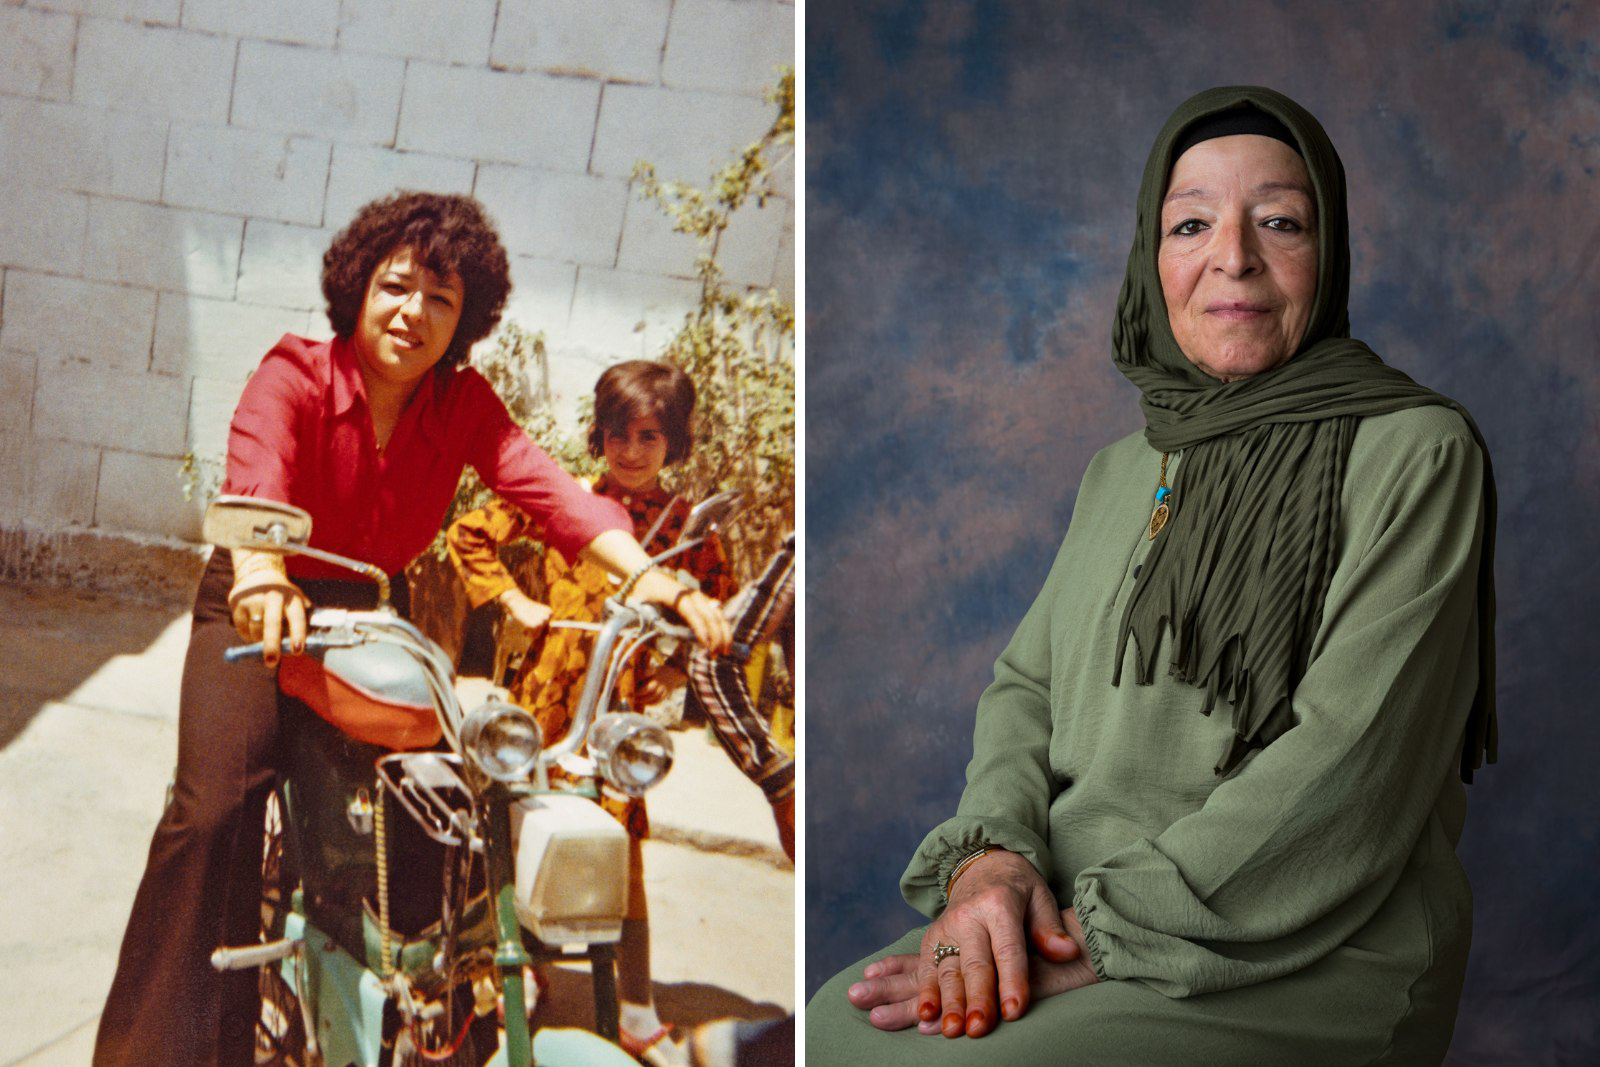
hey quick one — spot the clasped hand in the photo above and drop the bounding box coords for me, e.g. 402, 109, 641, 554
846, 849, 1098, 1038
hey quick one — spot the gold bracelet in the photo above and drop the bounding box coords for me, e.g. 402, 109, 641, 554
945, 845, 994, 899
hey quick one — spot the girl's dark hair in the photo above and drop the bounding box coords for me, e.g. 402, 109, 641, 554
321, 191, 511, 370
587, 360, 696, 466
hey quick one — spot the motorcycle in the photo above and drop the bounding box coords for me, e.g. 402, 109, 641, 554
202, 492, 738, 1066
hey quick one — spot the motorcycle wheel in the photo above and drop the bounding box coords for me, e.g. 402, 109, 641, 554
257, 791, 310, 1066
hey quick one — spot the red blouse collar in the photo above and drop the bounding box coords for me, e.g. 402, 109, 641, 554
327, 334, 448, 448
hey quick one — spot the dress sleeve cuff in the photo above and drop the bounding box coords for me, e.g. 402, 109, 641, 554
469, 574, 518, 610
899, 815, 1053, 918
1073, 883, 1112, 982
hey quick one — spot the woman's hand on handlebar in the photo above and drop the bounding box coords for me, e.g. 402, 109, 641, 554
229, 549, 308, 667
847, 849, 1085, 1038
630, 570, 731, 655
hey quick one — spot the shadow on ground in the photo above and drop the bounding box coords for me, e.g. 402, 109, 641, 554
536, 965, 787, 1032
0, 583, 185, 750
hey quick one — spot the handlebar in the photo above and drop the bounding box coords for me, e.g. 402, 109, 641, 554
223, 633, 347, 663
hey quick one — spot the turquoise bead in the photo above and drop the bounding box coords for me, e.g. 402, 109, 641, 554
1155, 486, 1171, 504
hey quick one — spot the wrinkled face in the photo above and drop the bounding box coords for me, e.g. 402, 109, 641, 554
355, 245, 464, 394
603, 415, 669, 492
1158, 134, 1318, 383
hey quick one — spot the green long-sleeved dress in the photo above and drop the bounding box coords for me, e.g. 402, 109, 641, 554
807, 406, 1485, 1065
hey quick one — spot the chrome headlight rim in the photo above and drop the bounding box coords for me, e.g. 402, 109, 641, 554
460, 699, 542, 783
588, 711, 674, 797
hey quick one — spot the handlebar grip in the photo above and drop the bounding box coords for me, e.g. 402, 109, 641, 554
223, 633, 340, 663
211, 938, 299, 971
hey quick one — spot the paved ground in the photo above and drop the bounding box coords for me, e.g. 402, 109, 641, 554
0, 581, 794, 1066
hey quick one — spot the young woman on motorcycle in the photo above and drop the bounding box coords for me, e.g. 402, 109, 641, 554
94, 193, 730, 1067
446, 360, 735, 1066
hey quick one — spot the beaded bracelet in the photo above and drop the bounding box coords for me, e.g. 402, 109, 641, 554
618, 563, 657, 600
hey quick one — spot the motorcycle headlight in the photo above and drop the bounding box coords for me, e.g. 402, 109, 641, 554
588, 713, 674, 796
460, 700, 542, 782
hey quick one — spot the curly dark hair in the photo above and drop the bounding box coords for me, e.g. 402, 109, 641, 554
587, 360, 697, 466
321, 191, 511, 370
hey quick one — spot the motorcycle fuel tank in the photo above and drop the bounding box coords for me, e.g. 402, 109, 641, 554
509, 794, 629, 945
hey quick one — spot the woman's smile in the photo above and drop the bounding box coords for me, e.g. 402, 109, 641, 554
355, 245, 464, 395
604, 414, 669, 491
1158, 134, 1317, 383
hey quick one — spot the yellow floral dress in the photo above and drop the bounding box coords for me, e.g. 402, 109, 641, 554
447, 475, 733, 836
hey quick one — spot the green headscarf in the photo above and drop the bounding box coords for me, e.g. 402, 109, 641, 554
1110, 86, 1497, 782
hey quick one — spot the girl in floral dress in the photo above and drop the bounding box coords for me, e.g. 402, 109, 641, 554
448, 359, 733, 1065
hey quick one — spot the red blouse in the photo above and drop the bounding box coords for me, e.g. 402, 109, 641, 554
223, 334, 628, 580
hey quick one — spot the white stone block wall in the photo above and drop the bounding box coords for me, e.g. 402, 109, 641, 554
0, 0, 795, 552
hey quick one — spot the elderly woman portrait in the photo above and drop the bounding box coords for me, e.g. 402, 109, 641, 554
806, 2, 1600, 1059
806, 80, 1502, 1064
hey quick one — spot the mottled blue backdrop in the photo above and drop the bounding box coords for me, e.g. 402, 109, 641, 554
804, 2, 1600, 1061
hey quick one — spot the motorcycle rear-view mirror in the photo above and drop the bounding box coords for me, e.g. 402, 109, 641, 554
202, 495, 313, 551
678, 490, 743, 545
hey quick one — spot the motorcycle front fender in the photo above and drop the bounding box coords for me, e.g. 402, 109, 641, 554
481, 1027, 639, 1067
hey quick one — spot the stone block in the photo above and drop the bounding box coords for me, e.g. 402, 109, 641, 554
338, 0, 498, 66
187, 375, 248, 462
181, 0, 339, 47
0, 350, 37, 436
74, 19, 235, 124
616, 194, 697, 281
0, 97, 167, 200
475, 164, 628, 268
619, 186, 789, 289
0, 5, 76, 101
25, 435, 100, 527
0, 272, 157, 372
33, 361, 189, 454
0, 186, 86, 276
163, 125, 331, 225
719, 193, 790, 289
0, 432, 25, 513
84, 199, 244, 299
324, 144, 477, 228
237, 219, 336, 311
151, 292, 316, 382
502, 257, 579, 339
592, 84, 776, 184
663, 0, 795, 96
397, 64, 599, 173
26, 0, 179, 23
567, 265, 699, 362
232, 40, 406, 145
96, 448, 203, 541
491, 0, 670, 83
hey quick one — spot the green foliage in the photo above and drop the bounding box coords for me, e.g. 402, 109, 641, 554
629, 67, 797, 577
178, 450, 224, 504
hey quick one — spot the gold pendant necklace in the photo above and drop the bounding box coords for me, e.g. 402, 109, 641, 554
1147, 452, 1172, 541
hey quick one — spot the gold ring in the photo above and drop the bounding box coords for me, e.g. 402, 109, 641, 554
932, 942, 960, 965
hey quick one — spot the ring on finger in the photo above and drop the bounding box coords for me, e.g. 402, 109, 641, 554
932, 942, 960, 965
